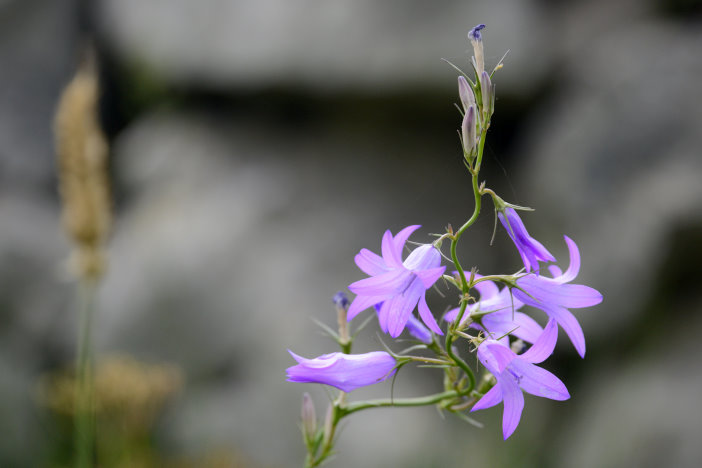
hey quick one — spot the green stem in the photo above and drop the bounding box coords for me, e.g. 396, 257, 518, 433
75, 279, 97, 468
342, 390, 461, 415
444, 127, 489, 394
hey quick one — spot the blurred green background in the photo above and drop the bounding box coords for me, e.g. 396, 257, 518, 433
1, 0, 702, 467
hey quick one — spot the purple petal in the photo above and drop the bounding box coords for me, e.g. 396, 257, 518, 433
478, 341, 515, 374
354, 248, 388, 276
392, 225, 421, 258
556, 284, 603, 308
403, 244, 442, 271
500, 208, 555, 272
405, 314, 433, 343
347, 294, 384, 321
548, 265, 562, 278
413, 266, 446, 289
376, 301, 390, 333
471, 384, 503, 411
381, 229, 403, 268
480, 311, 544, 344
443, 307, 460, 323
474, 277, 500, 300
516, 276, 602, 309
500, 379, 524, 440
511, 360, 569, 401
520, 318, 557, 364
505, 209, 555, 263
386, 278, 424, 338
417, 293, 443, 336
545, 305, 586, 358
485, 342, 517, 372
348, 269, 410, 296
559, 235, 581, 283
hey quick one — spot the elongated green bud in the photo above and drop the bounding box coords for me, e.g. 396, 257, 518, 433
301, 392, 317, 444
479, 70, 493, 121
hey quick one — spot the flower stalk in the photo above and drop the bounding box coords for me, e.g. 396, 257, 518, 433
290, 23, 603, 463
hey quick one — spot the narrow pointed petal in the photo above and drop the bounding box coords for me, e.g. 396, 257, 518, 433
347, 294, 385, 321
381, 229, 403, 268
392, 225, 421, 257
418, 293, 443, 335
377, 301, 390, 333
405, 314, 433, 343
510, 312, 544, 343
520, 318, 558, 364
471, 384, 503, 411
349, 269, 409, 296
413, 266, 446, 289
354, 248, 388, 276
546, 305, 586, 358
511, 360, 570, 401
548, 265, 563, 278
559, 235, 581, 283
516, 276, 602, 309
557, 284, 603, 308
501, 379, 525, 439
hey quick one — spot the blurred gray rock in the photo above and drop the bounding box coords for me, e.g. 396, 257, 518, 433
97, 0, 555, 94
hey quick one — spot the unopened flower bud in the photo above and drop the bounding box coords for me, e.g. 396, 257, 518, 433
458, 76, 475, 112
468, 24, 486, 76
462, 105, 477, 154
479, 71, 493, 121
322, 403, 334, 448
301, 392, 317, 443
332, 291, 349, 310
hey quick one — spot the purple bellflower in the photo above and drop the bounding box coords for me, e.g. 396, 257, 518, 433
286, 350, 396, 393
471, 319, 569, 439
444, 276, 543, 345
347, 225, 446, 338
499, 207, 556, 273
514, 236, 603, 358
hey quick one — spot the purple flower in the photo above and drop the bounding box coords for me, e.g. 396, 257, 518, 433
515, 236, 603, 358
286, 351, 396, 393
444, 276, 542, 345
347, 225, 446, 338
471, 319, 569, 439
499, 207, 555, 273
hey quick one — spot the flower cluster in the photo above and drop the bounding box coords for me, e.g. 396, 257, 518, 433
286, 24, 603, 467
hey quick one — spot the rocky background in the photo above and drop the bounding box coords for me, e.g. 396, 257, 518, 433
1, 0, 702, 467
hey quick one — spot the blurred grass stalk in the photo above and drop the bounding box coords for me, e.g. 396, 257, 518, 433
54, 46, 111, 468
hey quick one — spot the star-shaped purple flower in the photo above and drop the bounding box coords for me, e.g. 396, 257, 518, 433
471, 319, 569, 439
286, 350, 396, 393
499, 207, 556, 273
515, 236, 603, 358
347, 225, 445, 338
